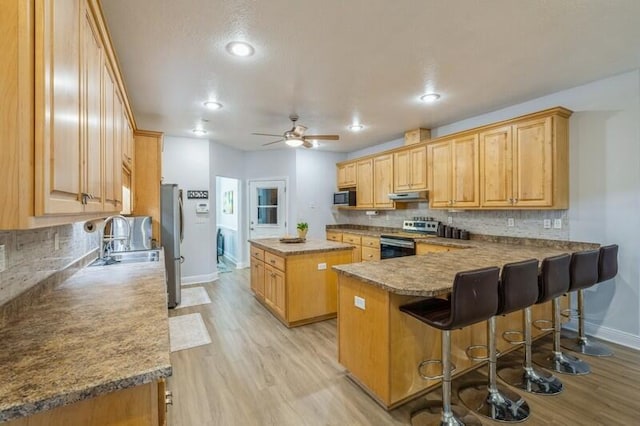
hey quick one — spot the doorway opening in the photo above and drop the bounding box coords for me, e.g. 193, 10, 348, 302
248, 179, 287, 240
216, 176, 240, 272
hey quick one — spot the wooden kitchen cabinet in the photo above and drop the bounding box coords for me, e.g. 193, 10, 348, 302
265, 264, 286, 320
250, 258, 265, 299
416, 243, 461, 255
0, 0, 136, 229
393, 145, 427, 192
337, 161, 357, 188
133, 130, 163, 243
480, 110, 570, 208
356, 159, 374, 208
326, 231, 343, 242
373, 154, 394, 208
427, 134, 480, 208
361, 246, 380, 261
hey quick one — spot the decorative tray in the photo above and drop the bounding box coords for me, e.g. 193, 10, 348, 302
279, 237, 306, 244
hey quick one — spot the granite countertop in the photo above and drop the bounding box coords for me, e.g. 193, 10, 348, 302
333, 238, 599, 297
0, 255, 172, 422
249, 238, 355, 256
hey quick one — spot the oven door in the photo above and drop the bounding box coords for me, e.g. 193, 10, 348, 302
380, 236, 416, 259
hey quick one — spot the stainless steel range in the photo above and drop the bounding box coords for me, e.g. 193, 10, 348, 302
380, 219, 440, 259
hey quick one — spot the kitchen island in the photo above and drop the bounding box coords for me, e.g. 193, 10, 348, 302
333, 235, 598, 409
249, 238, 354, 327
0, 253, 171, 424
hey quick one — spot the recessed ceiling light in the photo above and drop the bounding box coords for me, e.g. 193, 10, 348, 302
420, 93, 441, 103
192, 128, 208, 136
349, 124, 364, 132
203, 101, 223, 110
226, 41, 255, 57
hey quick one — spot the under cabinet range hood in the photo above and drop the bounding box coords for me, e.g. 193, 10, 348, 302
388, 191, 428, 201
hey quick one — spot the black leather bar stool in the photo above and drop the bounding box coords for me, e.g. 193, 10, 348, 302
459, 260, 533, 422
496, 259, 564, 395
400, 267, 500, 426
562, 245, 618, 356
533, 254, 590, 375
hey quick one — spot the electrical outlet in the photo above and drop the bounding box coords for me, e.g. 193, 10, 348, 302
543, 219, 551, 229
318, 263, 327, 270
54, 232, 60, 251
507, 218, 515, 227
354, 296, 366, 310
448, 216, 453, 224
553, 219, 562, 229
0, 245, 5, 273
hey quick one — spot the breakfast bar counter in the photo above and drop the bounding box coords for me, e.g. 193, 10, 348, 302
332, 236, 598, 409
0, 254, 171, 424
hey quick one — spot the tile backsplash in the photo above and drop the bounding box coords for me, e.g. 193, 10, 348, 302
334, 203, 570, 240
0, 222, 99, 306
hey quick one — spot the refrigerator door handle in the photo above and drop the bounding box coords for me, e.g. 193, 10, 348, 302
179, 256, 185, 264
178, 190, 184, 243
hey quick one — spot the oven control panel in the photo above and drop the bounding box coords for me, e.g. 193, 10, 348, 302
402, 220, 440, 234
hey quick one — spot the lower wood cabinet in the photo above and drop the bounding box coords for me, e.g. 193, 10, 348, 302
249, 243, 353, 327
7, 380, 167, 426
416, 243, 461, 255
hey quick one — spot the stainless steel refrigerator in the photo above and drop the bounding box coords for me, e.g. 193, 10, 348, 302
161, 184, 184, 308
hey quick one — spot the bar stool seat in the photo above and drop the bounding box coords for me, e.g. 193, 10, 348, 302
400, 266, 500, 426
562, 245, 618, 356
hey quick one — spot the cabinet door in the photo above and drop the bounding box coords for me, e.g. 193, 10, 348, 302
409, 146, 428, 191
326, 231, 342, 242
361, 246, 380, 261
251, 259, 265, 299
81, 4, 104, 212
356, 159, 374, 208
451, 134, 480, 208
36, 0, 84, 215
480, 126, 513, 207
427, 140, 452, 208
393, 149, 411, 192
102, 63, 118, 211
123, 117, 133, 168
337, 162, 356, 188
373, 154, 394, 208
513, 117, 553, 207
113, 91, 124, 209
265, 265, 285, 319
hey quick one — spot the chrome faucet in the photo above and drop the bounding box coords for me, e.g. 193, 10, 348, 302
101, 215, 131, 259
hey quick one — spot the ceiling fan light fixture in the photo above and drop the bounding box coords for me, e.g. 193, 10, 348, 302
420, 93, 441, 103
226, 41, 255, 57
192, 128, 208, 136
203, 101, 223, 110
285, 137, 304, 147
349, 124, 364, 132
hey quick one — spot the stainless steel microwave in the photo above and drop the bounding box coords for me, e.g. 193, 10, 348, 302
333, 190, 356, 206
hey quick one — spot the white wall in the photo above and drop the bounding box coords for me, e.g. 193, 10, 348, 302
295, 149, 347, 239
163, 136, 216, 283
216, 176, 240, 264
347, 137, 404, 159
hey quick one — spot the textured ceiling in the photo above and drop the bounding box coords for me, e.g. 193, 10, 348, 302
100, 0, 640, 152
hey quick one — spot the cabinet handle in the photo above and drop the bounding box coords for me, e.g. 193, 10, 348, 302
509, 198, 513, 204
165, 390, 173, 405
513, 198, 518, 204
270, 260, 276, 264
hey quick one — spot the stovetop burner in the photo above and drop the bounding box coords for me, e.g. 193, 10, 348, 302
402, 219, 440, 235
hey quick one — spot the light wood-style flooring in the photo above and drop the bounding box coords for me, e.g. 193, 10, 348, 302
168, 269, 640, 425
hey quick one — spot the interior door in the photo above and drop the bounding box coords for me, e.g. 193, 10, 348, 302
249, 180, 287, 239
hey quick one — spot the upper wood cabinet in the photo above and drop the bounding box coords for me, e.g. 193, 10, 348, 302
337, 161, 357, 188
393, 145, 427, 192
133, 130, 163, 243
1, 0, 136, 229
480, 112, 569, 209
428, 135, 480, 208
356, 159, 374, 208
373, 154, 394, 208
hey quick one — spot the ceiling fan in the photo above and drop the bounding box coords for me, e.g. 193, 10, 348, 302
252, 114, 339, 148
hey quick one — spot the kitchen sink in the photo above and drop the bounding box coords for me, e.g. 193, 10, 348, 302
89, 249, 161, 267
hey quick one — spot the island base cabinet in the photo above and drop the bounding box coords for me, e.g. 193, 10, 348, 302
7, 381, 166, 426
337, 275, 567, 409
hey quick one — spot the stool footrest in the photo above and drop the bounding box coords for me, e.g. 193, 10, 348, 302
417, 359, 456, 380
532, 318, 554, 332
561, 307, 579, 320
502, 330, 525, 345
466, 344, 490, 362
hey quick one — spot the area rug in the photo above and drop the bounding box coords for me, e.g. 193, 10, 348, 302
168, 313, 212, 352
176, 286, 211, 309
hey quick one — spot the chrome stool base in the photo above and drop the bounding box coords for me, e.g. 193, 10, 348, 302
409, 401, 482, 426
459, 381, 530, 423
534, 351, 590, 375
498, 363, 563, 395
562, 334, 614, 357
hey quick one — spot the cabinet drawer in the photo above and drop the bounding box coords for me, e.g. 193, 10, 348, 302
326, 231, 342, 242
264, 251, 286, 271
362, 246, 380, 261
416, 243, 455, 255
342, 233, 362, 245
251, 247, 265, 261
361, 236, 379, 248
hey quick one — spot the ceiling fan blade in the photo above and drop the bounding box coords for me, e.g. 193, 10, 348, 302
262, 139, 284, 146
302, 140, 313, 149
303, 135, 339, 141
252, 132, 282, 137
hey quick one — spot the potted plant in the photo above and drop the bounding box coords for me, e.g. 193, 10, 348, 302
296, 222, 308, 239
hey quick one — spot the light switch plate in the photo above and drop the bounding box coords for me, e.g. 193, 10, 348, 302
507, 218, 515, 227
354, 296, 366, 310
543, 219, 552, 229
0, 245, 6, 273
318, 263, 327, 270
448, 216, 453, 224
553, 219, 562, 229
54, 232, 60, 251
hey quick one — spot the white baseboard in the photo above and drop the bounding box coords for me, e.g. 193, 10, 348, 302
182, 271, 218, 286
235, 261, 249, 269
563, 320, 640, 350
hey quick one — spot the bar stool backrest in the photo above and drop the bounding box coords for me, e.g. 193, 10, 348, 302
569, 249, 600, 291
447, 266, 500, 330
498, 259, 539, 316
538, 254, 571, 303
597, 244, 618, 283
